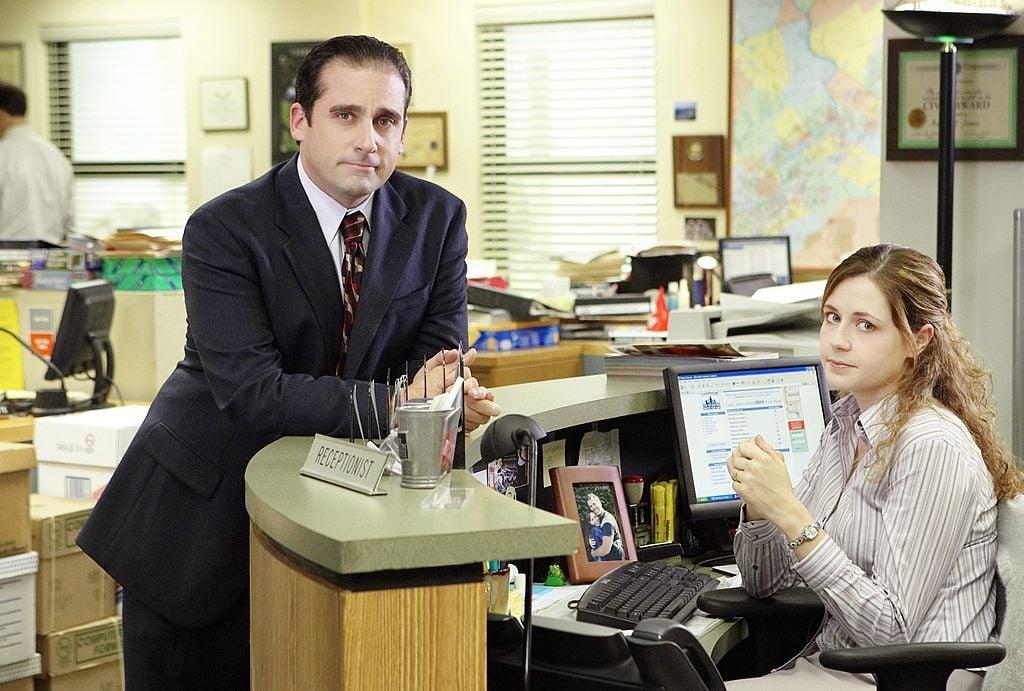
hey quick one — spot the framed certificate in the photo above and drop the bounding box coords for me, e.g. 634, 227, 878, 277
200, 77, 249, 132
886, 36, 1024, 161
399, 111, 447, 170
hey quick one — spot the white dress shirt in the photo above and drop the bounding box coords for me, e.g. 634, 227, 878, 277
296, 154, 373, 289
735, 393, 998, 652
0, 123, 73, 244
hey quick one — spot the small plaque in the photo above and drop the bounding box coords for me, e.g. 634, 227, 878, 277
299, 434, 390, 495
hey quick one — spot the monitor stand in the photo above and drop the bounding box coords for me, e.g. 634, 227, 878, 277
31, 389, 73, 417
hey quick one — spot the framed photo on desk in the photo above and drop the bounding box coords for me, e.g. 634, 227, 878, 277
551, 465, 637, 583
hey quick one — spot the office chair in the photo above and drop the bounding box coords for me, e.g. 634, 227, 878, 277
697, 494, 1023, 690
720, 272, 778, 297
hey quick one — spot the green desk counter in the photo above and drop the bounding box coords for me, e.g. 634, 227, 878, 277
244, 435, 578, 690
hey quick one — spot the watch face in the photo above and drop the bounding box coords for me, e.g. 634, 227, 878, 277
804, 524, 820, 539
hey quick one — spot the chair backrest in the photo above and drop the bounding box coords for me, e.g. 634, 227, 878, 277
983, 494, 1024, 690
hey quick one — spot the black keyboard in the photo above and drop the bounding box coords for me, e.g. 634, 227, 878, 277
575, 561, 719, 630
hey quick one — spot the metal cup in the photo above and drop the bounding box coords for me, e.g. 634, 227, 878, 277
395, 401, 460, 489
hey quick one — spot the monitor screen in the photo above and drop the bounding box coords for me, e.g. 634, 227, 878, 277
662, 356, 831, 522
45, 279, 116, 410
718, 236, 792, 286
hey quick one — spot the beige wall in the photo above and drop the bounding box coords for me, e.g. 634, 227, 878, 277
0, 0, 731, 256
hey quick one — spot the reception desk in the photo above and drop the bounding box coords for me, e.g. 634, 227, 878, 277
245, 436, 578, 689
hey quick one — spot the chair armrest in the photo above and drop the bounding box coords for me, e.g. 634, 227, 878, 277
697, 586, 825, 620
820, 642, 1006, 672
820, 643, 1005, 691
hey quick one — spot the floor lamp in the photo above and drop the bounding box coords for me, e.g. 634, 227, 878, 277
882, 4, 1019, 308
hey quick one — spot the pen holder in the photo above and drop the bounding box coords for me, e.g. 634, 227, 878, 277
395, 401, 461, 489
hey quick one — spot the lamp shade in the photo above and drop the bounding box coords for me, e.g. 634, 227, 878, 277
882, 9, 1019, 39
480, 414, 546, 462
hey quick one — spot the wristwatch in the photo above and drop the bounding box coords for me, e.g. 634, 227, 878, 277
787, 522, 821, 550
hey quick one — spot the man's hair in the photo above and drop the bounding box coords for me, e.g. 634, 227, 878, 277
0, 82, 27, 117
294, 35, 411, 121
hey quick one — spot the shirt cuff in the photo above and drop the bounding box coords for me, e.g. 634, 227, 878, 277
792, 534, 844, 587
737, 505, 782, 545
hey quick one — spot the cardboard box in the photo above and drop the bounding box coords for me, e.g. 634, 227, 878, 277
31, 496, 117, 634
34, 406, 149, 469
102, 256, 181, 291
0, 552, 38, 667
0, 444, 35, 558
0, 653, 40, 688
37, 616, 122, 678
35, 464, 113, 502
0, 677, 30, 691
470, 321, 560, 352
34, 660, 123, 691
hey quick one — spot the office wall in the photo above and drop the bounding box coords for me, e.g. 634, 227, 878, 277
0, 0, 730, 255
880, 18, 1024, 443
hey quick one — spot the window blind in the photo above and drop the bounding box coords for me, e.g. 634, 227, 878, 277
478, 16, 657, 296
48, 38, 188, 238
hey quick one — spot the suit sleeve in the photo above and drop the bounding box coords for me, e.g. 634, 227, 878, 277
397, 199, 469, 369
181, 207, 385, 441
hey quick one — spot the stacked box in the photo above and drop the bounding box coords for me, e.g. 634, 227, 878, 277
36, 616, 123, 687
470, 321, 560, 352
102, 256, 182, 291
34, 406, 149, 500
0, 444, 35, 558
0, 653, 41, 691
0, 552, 39, 667
30, 495, 117, 635
34, 660, 123, 691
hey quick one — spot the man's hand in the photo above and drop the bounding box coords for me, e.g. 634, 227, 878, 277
408, 347, 501, 431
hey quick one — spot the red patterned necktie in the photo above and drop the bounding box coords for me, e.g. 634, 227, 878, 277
339, 211, 366, 367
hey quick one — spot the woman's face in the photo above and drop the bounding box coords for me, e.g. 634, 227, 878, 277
819, 275, 913, 410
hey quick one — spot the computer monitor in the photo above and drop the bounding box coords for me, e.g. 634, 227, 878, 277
662, 356, 831, 535
40, 279, 116, 413
718, 236, 792, 287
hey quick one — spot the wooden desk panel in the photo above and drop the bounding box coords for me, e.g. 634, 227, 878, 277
471, 343, 583, 388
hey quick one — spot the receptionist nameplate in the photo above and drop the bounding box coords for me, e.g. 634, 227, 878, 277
300, 434, 389, 495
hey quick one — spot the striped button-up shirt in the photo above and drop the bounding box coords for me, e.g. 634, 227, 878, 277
734, 393, 997, 651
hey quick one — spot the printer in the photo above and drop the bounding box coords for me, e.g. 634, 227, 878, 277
667, 281, 824, 357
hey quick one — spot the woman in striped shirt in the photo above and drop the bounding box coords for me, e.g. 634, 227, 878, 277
726, 244, 1023, 689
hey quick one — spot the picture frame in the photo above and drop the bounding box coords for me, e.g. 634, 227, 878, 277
673, 135, 726, 208
886, 36, 1024, 161
200, 77, 249, 132
399, 111, 448, 170
550, 465, 637, 584
271, 41, 320, 165
0, 43, 24, 87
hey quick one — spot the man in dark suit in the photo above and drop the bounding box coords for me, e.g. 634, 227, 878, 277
77, 35, 499, 689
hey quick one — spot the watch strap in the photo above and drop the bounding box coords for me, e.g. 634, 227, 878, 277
787, 521, 821, 550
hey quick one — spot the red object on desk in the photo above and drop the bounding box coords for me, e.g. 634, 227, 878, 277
646, 287, 669, 331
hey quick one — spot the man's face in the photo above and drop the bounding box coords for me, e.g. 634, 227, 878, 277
587, 495, 602, 516
290, 60, 407, 208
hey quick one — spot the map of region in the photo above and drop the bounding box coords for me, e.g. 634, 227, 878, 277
731, 0, 882, 269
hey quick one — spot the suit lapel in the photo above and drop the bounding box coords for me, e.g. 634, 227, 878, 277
344, 180, 416, 376
276, 157, 344, 368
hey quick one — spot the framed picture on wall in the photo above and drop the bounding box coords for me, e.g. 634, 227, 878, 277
886, 35, 1024, 161
398, 112, 448, 170
271, 42, 319, 165
551, 465, 637, 584
0, 44, 24, 86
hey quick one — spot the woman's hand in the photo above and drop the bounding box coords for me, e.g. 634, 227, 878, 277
728, 435, 806, 526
